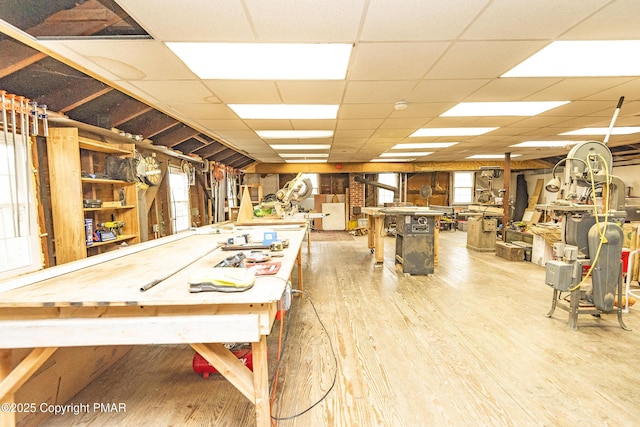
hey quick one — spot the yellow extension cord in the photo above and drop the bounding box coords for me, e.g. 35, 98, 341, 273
568, 153, 611, 292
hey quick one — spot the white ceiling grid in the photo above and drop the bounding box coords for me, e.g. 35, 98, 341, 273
31, 0, 640, 164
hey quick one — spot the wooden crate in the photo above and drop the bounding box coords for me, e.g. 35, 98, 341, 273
495, 241, 524, 261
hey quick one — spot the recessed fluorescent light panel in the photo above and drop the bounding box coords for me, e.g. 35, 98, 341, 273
229, 104, 338, 119
270, 144, 331, 150
410, 128, 497, 137
510, 141, 581, 148
166, 42, 352, 80
392, 142, 458, 149
441, 101, 568, 117
380, 152, 432, 157
502, 40, 640, 77
560, 127, 640, 136
257, 130, 333, 139
467, 154, 521, 159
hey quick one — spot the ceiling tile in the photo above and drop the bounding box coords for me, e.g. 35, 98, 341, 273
244, 0, 366, 41
361, 0, 490, 41
427, 41, 548, 79
277, 81, 346, 104
350, 42, 449, 80
202, 81, 282, 103
132, 80, 215, 104
116, 0, 254, 41
462, 0, 609, 39
343, 81, 416, 103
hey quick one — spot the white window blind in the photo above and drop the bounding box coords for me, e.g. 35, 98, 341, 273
377, 173, 397, 205
168, 166, 191, 233
453, 171, 474, 204
1, 131, 40, 280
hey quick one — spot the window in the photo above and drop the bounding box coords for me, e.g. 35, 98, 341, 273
1, 132, 40, 281
168, 166, 191, 233
377, 173, 397, 205
453, 171, 474, 204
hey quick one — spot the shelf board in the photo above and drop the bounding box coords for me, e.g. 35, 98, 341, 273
83, 205, 136, 212
81, 177, 134, 185
78, 136, 132, 155
86, 234, 137, 248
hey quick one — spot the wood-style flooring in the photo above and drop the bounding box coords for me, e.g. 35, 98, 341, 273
40, 230, 640, 427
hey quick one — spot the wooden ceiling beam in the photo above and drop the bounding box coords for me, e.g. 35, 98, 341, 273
59, 87, 114, 113
116, 111, 179, 139
194, 143, 227, 157
110, 99, 153, 127
0, 41, 46, 79
154, 126, 200, 147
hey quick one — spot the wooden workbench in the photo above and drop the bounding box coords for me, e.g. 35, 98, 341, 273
0, 225, 306, 427
361, 206, 442, 265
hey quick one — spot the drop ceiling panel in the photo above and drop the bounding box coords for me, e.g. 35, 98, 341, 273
177, 103, 236, 120
466, 78, 562, 101
379, 118, 434, 129
334, 129, 374, 138
213, 130, 261, 141
526, 78, 636, 101
461, 0, 609, 39
581, 79, 640, 101
338, 104, 395, 119
562, 0, 640, 40
408, 80, 491, 103
197, 120, 253, 131
436, 41, 550, 80
343, 81, 417, 103
540, 100, 618, 117
244, 0, 365, 41
11, 1, 640, 167
276, 81, 346, 104
361, 0, 490, 41
202, 81, 282, 104
287, 119, 337, 130
116, 0, 254, 41
60, 40, 195, 80
336, 119, 385, 130
349, 42, 449, 80
132, 80, 215, 104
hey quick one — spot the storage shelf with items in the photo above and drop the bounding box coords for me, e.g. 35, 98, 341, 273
47, 127, 140, 264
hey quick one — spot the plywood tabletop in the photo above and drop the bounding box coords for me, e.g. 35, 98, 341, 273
0, 227, 305, 308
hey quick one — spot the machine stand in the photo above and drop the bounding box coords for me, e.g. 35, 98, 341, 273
546, 266, 629, 331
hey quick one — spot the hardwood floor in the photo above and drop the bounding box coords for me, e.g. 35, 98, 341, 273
40, 230, 640, 427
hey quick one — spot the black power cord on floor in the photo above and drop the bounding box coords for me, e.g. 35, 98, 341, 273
268, 288, 338, 423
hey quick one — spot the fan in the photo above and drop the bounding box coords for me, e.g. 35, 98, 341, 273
419, 185, 432, 206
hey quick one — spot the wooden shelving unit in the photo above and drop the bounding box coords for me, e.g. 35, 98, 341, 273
47, 127, 140, 264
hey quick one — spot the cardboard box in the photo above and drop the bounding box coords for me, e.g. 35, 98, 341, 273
495, 241, 524, 261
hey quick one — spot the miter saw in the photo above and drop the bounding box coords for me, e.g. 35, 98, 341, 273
256, 172, 313, 217
542, 100, 629, 329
